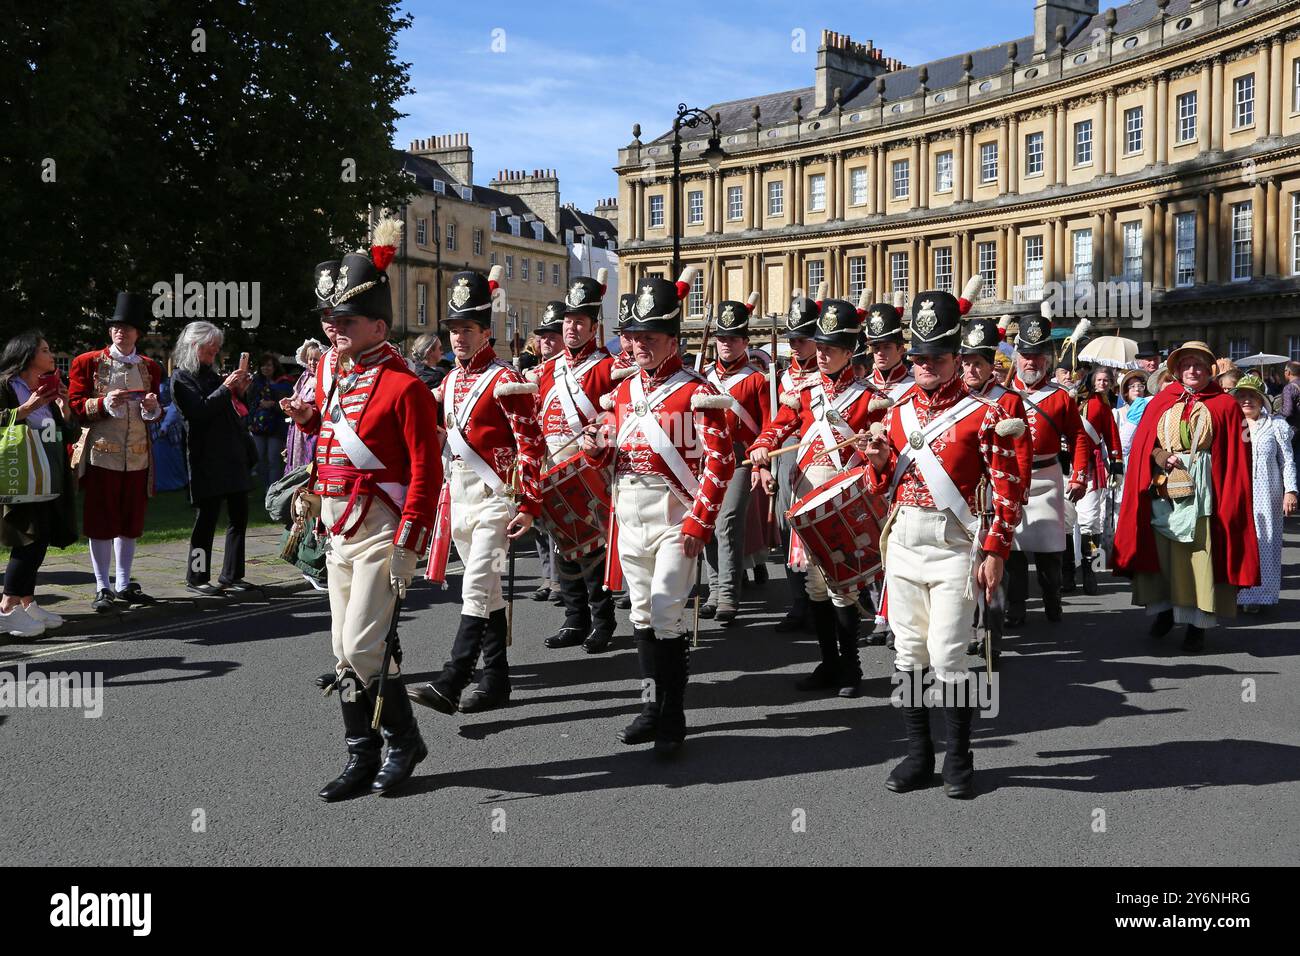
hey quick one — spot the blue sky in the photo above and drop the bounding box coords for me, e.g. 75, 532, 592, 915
395, 0, 1037, 213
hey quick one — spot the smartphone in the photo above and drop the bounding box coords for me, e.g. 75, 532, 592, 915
124, 390, 148, 402
238, 352, 250, 373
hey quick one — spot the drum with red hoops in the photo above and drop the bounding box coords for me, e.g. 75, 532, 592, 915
785, 466, 888, 591
538, 452, 611, 560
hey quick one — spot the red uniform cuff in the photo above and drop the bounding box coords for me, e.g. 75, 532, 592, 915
682, 517, 710, 542
394, 518, 431, 554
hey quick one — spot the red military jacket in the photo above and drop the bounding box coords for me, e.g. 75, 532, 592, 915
437, 341, 544, 518
1009, 374, 1091, 485
749, 366, 875, 473
299, 342, 442, 553
705, 356, 771, 449
68, 346, 164, 420
863, 375, 1024, 560
977, 379, 1033, 501
585, 352, 735, 542
532, 338, 616, 458
1081, 393, 1123, 466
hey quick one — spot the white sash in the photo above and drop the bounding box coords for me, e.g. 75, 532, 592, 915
1080, 415, 1105, 455
802, 379, 868, 470
543, 352, 601, 435
616, 371, 700, 506
888, 396, 986, 535
707, 366, 761, 438
443, 363, 509, 494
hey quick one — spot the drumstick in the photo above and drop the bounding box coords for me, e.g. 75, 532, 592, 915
742, 432, 863, 468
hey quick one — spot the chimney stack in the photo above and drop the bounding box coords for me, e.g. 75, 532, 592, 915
1033, 0, 1098, 59
409, 132, 474, 186
815, 29, 899, 110
489, 167, 562, 240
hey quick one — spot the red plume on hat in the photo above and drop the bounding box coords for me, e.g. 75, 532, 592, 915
488, 264, 504, 307
675, 265, 697, 300
855, 287, 872, 319
370, 217, 403, 272
997, 314, 1012, 342
744, 291, 760, 314
957, 275, 982, 315
814, 280, 829, 308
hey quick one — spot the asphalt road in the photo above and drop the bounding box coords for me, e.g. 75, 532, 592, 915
3, 529, 1298, 867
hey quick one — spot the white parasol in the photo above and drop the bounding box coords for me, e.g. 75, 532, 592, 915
1078, 334, 1139, 369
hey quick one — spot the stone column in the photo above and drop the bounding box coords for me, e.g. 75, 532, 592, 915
1269, 36, 1284, 137
1265, 176, 1280, 276
1101, 209, 1114, 281
909, 138, 921, 210
1007, 115, 1019, 195
1206, 189, 1220, 283
1257, 41, 1271, 144
1195, 193, 1209, 284
1141, 202, 1155, 286
1103, 89, 1117, 175
1155, 72, 1169, 165
964, 127, 975, 199
870, 147, 882, 215
1252, 180, 1267, 279
1198, 59, 1212, 152
1046, 106, 1059, 188
1144, 78, 1158, 166
997, 120, 1009, 195
1151, 200, 1166, 290
1210, 55, 1224, 151
1056, 103, 1069, 183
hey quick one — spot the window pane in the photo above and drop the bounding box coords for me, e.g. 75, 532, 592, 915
892, 160, 909, 200
649, 195, 664, 227
807, 260, 824, 293
977, 242, 997, 299
1124, 106, 1143, 155
1025, 132, 1043, 175
980, 142, 998, 183
935, 152, 953, 193
1072, 229, 1093, 284
1177, 92, 1197, 143
1024, 236, 1043, 297
848, 256, 867, 300
1232, 201, 1253, 281
728, 185, 743, 220
768, 180, 784, 216
933, 247, 952, 292
1234, 74, 1255, 128
688, 190, 703, 224
851, 168, 868, 205
1123, 222, 1142, 283
1074, 121, 1092, 165
809, 174, 826, 211
890, 251, 909, 299
689, 272, 705, 316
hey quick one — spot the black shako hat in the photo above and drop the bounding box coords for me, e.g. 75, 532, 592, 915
564, 268, 608, 320
959, 316, 1002, 360
716, 293, 760, 337
786, 281, 826, 339
865, 292, 907, 344
621, 267, 697, 336
536, 301, 566, 335
1014, 301, 1055, 355
445, 265, 503, 328
615, 293, 636, 334
813, 297, 864, 350
331, 217, 404, 324
313, 261, 340, 314
108, 292, 152, 331
907, 290, 963, 355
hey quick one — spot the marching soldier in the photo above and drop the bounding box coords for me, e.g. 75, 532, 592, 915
768, 292, 821, 633
409, 267, 545, 715
859, 289, 1024, 798
534, 273, 620, 653
581, 268, 735, 757
68, 292, 165, 612
1003, 303, 1090, 626
281, 219, 443, 801
748, 289, 878, 699
527, 302, 566, 604
701, 292, 771, 625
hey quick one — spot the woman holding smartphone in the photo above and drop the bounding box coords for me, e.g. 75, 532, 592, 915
0, 331, 78, 636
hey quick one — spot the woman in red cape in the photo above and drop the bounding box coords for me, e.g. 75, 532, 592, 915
1113, 341, 1258, 652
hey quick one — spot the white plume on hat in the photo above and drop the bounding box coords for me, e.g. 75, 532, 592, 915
596, 267, 609, 287
1067, 318, 1091, 343
892, 291, 905, 310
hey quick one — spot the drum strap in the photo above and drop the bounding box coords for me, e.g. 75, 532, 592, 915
443, 364, 509, 495
617, 371, 700, 506
707, 366, 761, 438
804, 380, 867, 470
889, 397, 984, 536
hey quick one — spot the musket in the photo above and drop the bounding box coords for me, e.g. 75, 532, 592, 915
973, 475, 1001, 671
370, 597, 404, 730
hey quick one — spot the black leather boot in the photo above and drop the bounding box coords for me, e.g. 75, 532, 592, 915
775, 569, 810, 632
544, 626, 586, 649
550, 554, 592, 648
941, 691, 976, 799
653, 636, 689, 758
835, 604, 862, 698
618, 627, 659, 745
1081, 535, 1100, 595
795, 600, 840, 690
1149, 608, 1175, 637
370, 674, 428, 796
1182, 625, 1205, 652
582, 555, 617, 653
1060, 539, 1078, 593
461, 608, 511, 712
1004, 552, 1028, 625
319, 671, 382, 802
1038, 553, 1064, 622
409, 614, 486, 714
885, 671, 935, 793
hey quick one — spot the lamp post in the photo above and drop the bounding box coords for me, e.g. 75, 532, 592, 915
670, 103, 725, 280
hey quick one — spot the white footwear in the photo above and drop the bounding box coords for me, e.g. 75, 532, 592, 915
0, 605, 46, 637
23, 603, 64, 628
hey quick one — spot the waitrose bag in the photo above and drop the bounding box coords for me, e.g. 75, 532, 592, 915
0, 410, 58, 504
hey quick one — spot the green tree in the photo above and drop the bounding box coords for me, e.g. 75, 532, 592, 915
1, 0, 416, 358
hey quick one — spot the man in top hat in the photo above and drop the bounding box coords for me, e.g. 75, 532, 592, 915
410, 267, 544, 717
763, 288, 823, 633
859, 289, 1024, 799
700, 292, 770, 625
280, 218, 443, 800
68, 292, 166, 612
581, 268, 734, 757
748, 289, 878, 698
1003, 303, 1090, 626
532, 272, 620, 653
1135, 340, 1161, 374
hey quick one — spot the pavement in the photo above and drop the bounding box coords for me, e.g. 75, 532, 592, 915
16, 526, 312, 636
2, 526, 1298, 866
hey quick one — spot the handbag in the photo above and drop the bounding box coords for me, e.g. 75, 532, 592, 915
0, 410, 58, 504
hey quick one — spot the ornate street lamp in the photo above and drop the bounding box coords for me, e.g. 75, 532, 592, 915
670, 103, 724, 278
